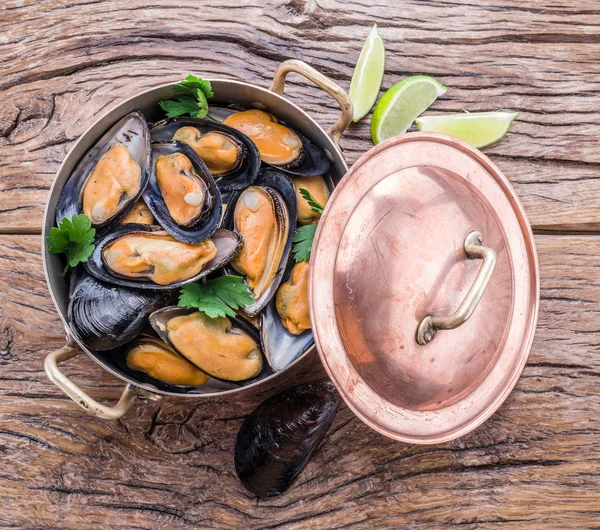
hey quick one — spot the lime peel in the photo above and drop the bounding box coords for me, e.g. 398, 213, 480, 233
349, 24, 385, 123
415, 111, 518, 148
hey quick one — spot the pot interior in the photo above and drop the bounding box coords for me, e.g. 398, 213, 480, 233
43, 79, 347, 396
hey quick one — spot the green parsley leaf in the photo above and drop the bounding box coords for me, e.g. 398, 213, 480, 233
299, 188, 324, 214
178, 276, 254, 319
292, 224, 317, 263
46, 213, 96, 275
159, 75, 214, 119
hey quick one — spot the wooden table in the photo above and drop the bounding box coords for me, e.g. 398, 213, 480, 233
1, 1, 599, 528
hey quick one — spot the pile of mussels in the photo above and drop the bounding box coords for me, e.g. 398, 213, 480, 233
55, 105, 332, 392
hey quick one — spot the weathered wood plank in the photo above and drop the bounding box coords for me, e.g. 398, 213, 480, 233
0, 234, 598, 529
3, 0, 600, 232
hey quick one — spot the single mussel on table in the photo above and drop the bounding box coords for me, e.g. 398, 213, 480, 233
143, 142, 222, 244
150, 117, 260, 192
120, 199, 155, 225
222, 108, 331, 177
56, 111, 151, 232
235, 382, 340, 497
85, 224, 242, 290
225, 168, 298, 316
149, 307, 269, 383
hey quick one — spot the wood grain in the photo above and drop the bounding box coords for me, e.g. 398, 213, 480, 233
3, 0, 600, 232
1, 0, 600, 528
0, 234, 599, 529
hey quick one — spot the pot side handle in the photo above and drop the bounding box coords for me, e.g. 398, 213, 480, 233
44, 344, 138, 420
270, 59, 353, 148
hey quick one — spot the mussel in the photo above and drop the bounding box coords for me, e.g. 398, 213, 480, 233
120, 199, 154, 225
56, 111, 150, 231
86, 224, 242, 290
150, 307, 266, 382
262, 260, 313, 371
125, 337, 209, 386
235, 382, 339, 497
227, 168, 297, 316
143, 142, 222, 244
223, 109, 331, 177
150, 118, 260, 192
292, 175, 330, 225
68, 271, 164, 351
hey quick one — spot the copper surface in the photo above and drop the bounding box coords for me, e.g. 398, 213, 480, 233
310, 133, 539, 444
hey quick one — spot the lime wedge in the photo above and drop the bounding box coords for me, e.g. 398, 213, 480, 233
371, 76, 447, 144
415, 111, 518, 148
349, 24, 385, 122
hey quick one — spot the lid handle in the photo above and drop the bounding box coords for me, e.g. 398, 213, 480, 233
416, 230, 497, 345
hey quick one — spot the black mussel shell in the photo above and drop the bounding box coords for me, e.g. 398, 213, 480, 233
261, 260, 314, 372
143, 141, 222, 244
225, 168, 298, 316
68, 271, 164, 351
150, 118, 260, 193
149, 306, 272, 385
56, 111, 151, 233
85, 224, 242, 290
235, 382, 340, 497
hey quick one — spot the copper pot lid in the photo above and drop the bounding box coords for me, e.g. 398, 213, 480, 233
310, 132, 540, 444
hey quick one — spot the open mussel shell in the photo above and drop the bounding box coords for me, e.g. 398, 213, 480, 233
85, 224, 242, 290
221, 108, 331, 177
261, 262, 314, 372
225, 168, 298, 317
235, 382, 340, 498
67, 271, 164, 351
150, 118, 260, 192
56, 111, 150, 232
149, 306, 272, 384
143, 141, 222, 244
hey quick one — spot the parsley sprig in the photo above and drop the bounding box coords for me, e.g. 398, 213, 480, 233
299, 188, 324, 214
46, 214, 96, 275
159, 75, 214, 119
292, 224, 317, 263
178, 276, 253, 318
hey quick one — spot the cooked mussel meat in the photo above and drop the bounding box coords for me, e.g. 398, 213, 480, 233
143, 142, 222, 244
223, 109, 330, 177
156, 152, 208, 226
224, 109, 302, 166
120, 199, 154, 225
172, 127, 243, 176
86, 225, 242, 290
261, 260, 314, 372
292, 175, 329, 225
276, 260, 310, 335
230, 186, 288, 299
150, 308, 263, 382
82, 142, 141, 225
235, 382, 339, 497
56, 111, 150, 231
126, 337, 209, 386
68, 271, 163, 351
102, 231, 217, 285
226, 169, 297, 316
150, 118, 260, 193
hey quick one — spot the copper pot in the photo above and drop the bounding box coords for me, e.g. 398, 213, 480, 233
42, 60, 352, 418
